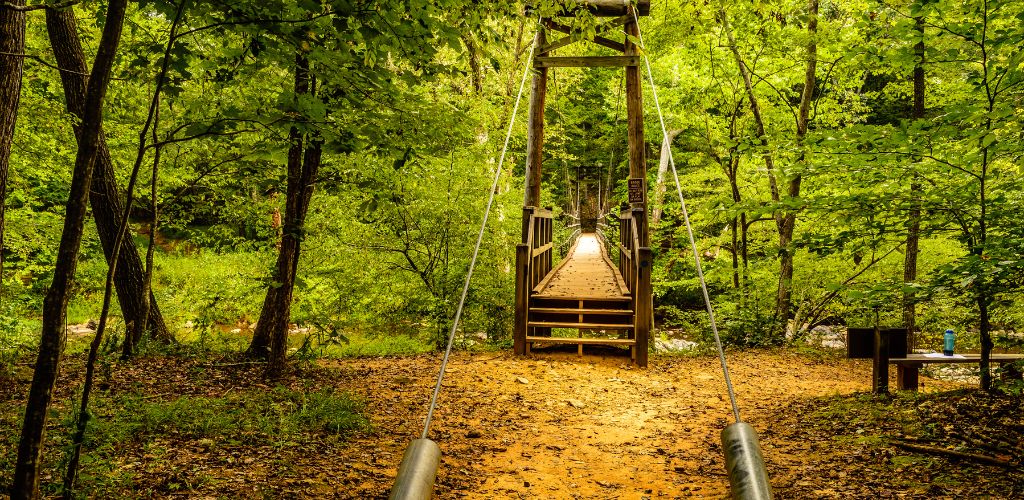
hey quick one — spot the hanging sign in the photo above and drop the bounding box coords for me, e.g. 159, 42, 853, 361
628, 178, 645, 204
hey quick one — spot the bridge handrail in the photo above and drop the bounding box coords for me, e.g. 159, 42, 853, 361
616, 207, 652, 366
515, 206, 558, 354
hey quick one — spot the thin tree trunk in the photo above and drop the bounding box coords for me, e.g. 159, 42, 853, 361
717, 6, 780, 201
728, 156, 742, 290
978, 291, 992, 391
247, 54, 322, 379
45, 7, 171, 344
12, 2, 128, 497
462, 33, 483, 94
66, 4, 185, 489
135, 106, 161, 357
0, 0, 27, 284
776, 0, 818, 336
903, 15, 925, 351
718, 0, 817, 337
651, 129, 682, 226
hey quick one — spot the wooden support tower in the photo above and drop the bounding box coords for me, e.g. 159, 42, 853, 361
515, 0, 653, 366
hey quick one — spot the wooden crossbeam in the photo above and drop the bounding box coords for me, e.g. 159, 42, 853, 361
542, 16, 628, 53
529, 0, 651, 17
543, 33, 625, 53
526, 336, 635, 345
534, 56, 639, 68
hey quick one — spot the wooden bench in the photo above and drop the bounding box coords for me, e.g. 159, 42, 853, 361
889, 353, 1024, 391
847, 327, 1024, 392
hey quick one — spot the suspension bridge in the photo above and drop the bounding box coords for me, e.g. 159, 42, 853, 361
391, 2, 772, 499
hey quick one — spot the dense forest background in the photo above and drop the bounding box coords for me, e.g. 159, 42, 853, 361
2, 0, 1024, 497
3, 0, 1022, 363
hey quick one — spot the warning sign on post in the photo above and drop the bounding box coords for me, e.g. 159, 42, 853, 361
628, 178, 644, 204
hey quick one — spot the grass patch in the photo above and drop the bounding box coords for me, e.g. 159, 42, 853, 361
0, 386, 368, 496
315, 332, 434, 358
87, 387, 368, 447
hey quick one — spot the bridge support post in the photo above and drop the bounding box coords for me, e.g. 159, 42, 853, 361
635, 247, 652, 367
625, 16, 648, 247
523, 28, 547, 208
514, 243, 530, 355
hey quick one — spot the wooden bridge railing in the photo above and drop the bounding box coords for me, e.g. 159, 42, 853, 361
514, 207, 554, 354
617, 207, 652, 366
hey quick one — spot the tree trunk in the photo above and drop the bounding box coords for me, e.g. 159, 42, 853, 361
462, 33, 483, 94
247, 54, 322, 378
775, 0, 818, 336
727, 156, 742, 290
719, 0, 817, 337
903, 16, 925, 351
45, 7, 171, 344
625, 17, 648, 245
12, 2, 128, 497
978, 293, 992, 391
651, 129, 682, 226
0, 0, 27, 282
718, 3, 784, 331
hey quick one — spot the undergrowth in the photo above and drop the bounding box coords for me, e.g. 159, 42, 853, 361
0, 386, 367, 496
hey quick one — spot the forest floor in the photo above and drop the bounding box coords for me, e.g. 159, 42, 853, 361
2, 347, 1023, 498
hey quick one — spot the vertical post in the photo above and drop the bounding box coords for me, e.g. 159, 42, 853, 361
635, 247, 652, 368
896, 364, 919, 391
624, 17, 648, 247
521, 206, 534, 244
872, 315, 889, 394
514, 244, 530, 355
523, 27, 547, 208
546, 217, 551, 274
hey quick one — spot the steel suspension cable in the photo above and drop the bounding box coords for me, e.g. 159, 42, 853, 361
630, 7, 742, 423
420, 29, 538, 439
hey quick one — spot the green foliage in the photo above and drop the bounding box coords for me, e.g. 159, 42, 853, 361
3, 0, 1024, 360
82, 388, 368, 446
0, 382, 367, 496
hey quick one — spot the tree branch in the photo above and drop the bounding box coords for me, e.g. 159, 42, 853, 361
0, 0, 79, 11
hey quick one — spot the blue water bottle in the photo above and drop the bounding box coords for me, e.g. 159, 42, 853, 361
943, 329, 955, 356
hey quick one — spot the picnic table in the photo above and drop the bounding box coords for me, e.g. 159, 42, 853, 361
889, 353, 1024, 391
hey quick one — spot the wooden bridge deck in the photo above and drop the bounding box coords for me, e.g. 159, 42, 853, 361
535, 234, 628, 298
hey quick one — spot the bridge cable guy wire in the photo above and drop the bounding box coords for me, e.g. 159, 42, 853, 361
630, 6, 742, 424
419, 22, 539, 440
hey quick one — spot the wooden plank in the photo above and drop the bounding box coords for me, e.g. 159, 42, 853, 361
532, 242, 553, 257
526, 336, 636, 345
547, 16, 629, 36
521, 206, 534, 245
599, 236, 630, 296
625, 18, 647, 223
873, 324, 889, 394
532, 238, 578, 294
890, 354, 1024, 363
616, 243, 632, 259
533, 0, 651, 17
542, 31, 625, 53
543, 17, 628, 52
533, 294, 631, 301
530, 308, 632, 315
534, 56, 640, 68
897, 364, 919, 391
528, 321, 634, 329
633, 247, 652, 367
514, 244, 530, 356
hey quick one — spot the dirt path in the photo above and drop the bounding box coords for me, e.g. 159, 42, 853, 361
3, 349, 976, 498
324, 349, 967, 498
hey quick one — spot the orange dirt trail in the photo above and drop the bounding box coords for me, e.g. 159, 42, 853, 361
327, 350, 966, 498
